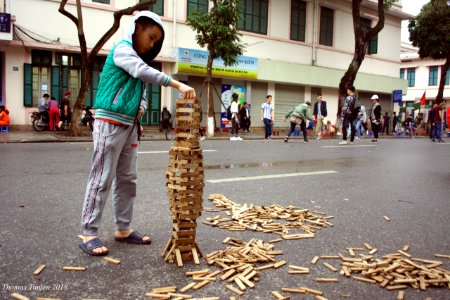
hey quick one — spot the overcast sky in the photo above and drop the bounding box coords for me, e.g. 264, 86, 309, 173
401, 0, 430, 43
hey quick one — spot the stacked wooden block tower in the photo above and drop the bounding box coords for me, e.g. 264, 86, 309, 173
163, 98, 204, 267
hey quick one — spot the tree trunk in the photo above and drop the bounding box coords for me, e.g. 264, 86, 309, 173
436, 52, 450, 103
206, 48, 215, 137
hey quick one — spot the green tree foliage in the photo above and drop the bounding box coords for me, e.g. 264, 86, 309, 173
187, 0, 244, 135
409, 0, 450, 102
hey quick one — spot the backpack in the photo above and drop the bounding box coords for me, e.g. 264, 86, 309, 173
226, 105, 232, 120
348, 96, 361, 118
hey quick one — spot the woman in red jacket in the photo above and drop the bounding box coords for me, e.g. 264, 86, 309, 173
0, 105, 10, 126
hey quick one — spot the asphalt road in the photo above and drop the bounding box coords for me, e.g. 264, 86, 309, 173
0, 138, 449, 300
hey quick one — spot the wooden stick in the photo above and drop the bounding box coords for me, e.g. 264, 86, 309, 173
435, 254, 450, 259
396, 290, 405, 300
363, 243, 373, 250
10, 294, 30, 300
315, 278, 338, 282
311, 256, 320, 264
402, 245, 409, 252
63, 266, 86, 271
180, 282, 196, 293
144, 293, 170, 299
225, 284, 244, 296
383, 216, 390, 221
281, 288, 305, 293
103, 257, 120, 265
33, 264, 46, 275
152, 286, 177, 293
300, 287, 323, 296
323, 262, 337, 272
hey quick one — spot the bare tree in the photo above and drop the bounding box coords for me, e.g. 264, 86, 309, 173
59, 0, 156, 136
337, 0, 395, 114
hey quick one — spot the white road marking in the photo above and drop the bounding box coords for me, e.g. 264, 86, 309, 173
138, 149, 217, 154
323, 145, 378, 148
207, 170, 338, 183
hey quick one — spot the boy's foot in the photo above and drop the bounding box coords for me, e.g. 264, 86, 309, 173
339, 140, 348, 145
303, 140, 309, 143
114, 229, 151, 244
80, 236, 108, 256
284, 137, 288, 143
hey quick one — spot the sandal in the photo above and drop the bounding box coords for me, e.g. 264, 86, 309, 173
79, 238, 108, 256
114, 230, 151, 245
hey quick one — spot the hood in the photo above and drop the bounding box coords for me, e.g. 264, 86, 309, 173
125, 11, 165, 64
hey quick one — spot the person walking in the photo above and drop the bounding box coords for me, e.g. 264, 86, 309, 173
283, 101, 313, 143
339, 86, 359, 145
79, 11, 196, 256
382, 112, 390, 135
369, 95, 382, 143
160, 106, 172, 131
433, 99, 445, 142
313, 93, 327, 140
59, 91, 72, 129
428, 107, 435, 140
48, 96, 61, 131
0, 105, 10, 126
230, 93, 242, 140
392, 111, 398, 135
261, 95, 274, 139
239, 101, 251, 133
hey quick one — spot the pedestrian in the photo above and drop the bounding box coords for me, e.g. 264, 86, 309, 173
432, 99, 445, 142
355, 106, 366, 139
428, 107, 435, 140
239, 101, 251, 133
261, 95, 274, 139
382, 112, 390, 135
392, 111, 398, 135
339, 86, 359, 145
283, 101, 313, 143
369, 95, 382, 143
230, 93, 242, 140
404, 113, 413, 138
313, 93, 327, 140
160, 106, 172, 131
59, 91, 72, 129
79, 11, 196, 256
38, 93, 50, 121
0, 105, 10, 126
48, 96, 61, 131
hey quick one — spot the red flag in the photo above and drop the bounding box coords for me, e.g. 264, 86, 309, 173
420, 91, 426, 106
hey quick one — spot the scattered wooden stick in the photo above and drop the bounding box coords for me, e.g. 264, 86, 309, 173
33, 264, 46, 275
62, 266, 86, 271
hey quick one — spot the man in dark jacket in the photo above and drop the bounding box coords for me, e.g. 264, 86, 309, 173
313, 93, 327, 140
370, 95, 382, 143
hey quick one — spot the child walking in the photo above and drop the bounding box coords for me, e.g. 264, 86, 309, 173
79, 11, 196, 256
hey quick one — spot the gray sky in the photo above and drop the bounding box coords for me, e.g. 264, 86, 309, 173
401, 0, 430, 43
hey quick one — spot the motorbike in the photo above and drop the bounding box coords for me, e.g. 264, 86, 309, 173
31, 111, 70, 131
31, 111, 49, 131
81, 106, 94, 131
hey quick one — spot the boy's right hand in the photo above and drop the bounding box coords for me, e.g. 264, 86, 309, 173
178, 83, 196, 99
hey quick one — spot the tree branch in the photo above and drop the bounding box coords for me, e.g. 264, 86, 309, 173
58, 0, 79, 27
364, 0, 385, 43
90, 0, 156, 57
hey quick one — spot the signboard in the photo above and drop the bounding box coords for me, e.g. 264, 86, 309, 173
0, 13, 11, 33
392, 90, 402, 103
178, 48, 258, 79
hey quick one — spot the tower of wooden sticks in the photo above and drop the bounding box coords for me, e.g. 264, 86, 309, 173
163, 98, 204, 266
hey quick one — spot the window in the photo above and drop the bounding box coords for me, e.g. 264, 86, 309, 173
140, 0, 164, 16
237, 0, 269, 35
187, 0, 208, 17
31, 66, 50, 107
446, 68, 450, 85
92, 0, 110, 4
400, 68, 405, 79
290, 0, 306, 42
32, 50, 52, 65
55, 53, 81, 67
319, 7, 333, 46
407, 68, 415, 87
429, 66, 438, 86
360, 18, 378, 54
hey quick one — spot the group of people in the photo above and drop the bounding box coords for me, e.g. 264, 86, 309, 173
38, 91, 72, 131
228, 93, 251, 140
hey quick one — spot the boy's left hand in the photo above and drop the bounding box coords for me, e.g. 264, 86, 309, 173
137, 106, 144, 118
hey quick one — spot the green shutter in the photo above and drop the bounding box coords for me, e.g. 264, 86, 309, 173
51, 66, 61, 101
369, 35, 378, 54
24, 64, 33, 107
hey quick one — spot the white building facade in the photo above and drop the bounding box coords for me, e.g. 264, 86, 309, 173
400, 42, 450, 120
0, 0, 409, 128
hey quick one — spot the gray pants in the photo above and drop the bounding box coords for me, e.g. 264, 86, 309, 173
81, 119, 138, 235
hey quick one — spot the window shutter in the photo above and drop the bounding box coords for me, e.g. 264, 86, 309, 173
51, 66, 61, 101
24, 64, 33, 107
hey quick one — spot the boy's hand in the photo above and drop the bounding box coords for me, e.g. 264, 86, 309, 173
178, 83, 196, 99
137, 106, 144, 118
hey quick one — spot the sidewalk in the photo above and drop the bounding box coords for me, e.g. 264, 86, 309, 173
1, 126, 433, 143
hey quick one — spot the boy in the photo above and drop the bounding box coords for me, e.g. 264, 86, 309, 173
261, 95, 274, 139
283, 101, 313, 143
79, 11, 195, 256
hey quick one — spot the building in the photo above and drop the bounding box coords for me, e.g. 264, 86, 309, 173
0, 0, 410, 129
400, 42, 450, 121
